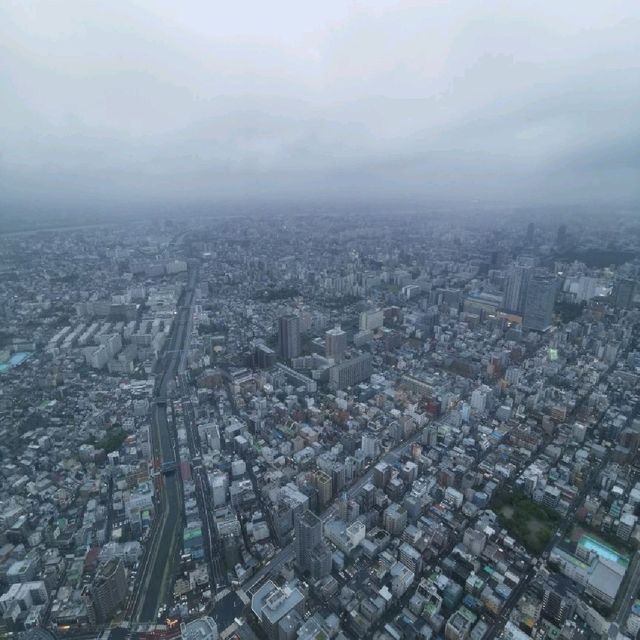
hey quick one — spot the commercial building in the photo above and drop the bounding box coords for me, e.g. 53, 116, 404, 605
324, 519, 366, 556
278, 314, 301, 361
613, 277, 636, 309
295, 510, 323, 574
84, 558, 127, 623
502, 262, 533, 314
359, 309, 384, 332
315, 470, 333, 508
180, 616, 219, 640
523, 272, 557, 331
325, 326, 347, 362
383, 503, 408, 536
329, 353, 372, 390
251, 580, 305, 640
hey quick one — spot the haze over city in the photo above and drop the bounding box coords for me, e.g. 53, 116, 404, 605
2, 4, 640, 640
1, 0, 639, 221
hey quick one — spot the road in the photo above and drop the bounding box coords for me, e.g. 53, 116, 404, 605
129, 264, 199, 622
180, 388, 229, 590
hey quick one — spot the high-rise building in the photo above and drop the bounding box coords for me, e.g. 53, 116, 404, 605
309, 543, 332, 580
294, 510, 322, 574
613, 277, 636, 309
503, 263, 533, 314
360, 482, 375, 510
329, 353, 372, 390
331, 462, 346, 495
470, 385, 493, 413
254, 342, 276, 369
542, 584, 574, 626
361, 432, 378, 459
383, 503, 408, 536
315, 471, 333, 508
325, 326, 347, 362
373, 462, 392, 489
215, 506, 242, 568
84, 558, 127, 623
523, 272, 557, 331
278, 314, 301, 362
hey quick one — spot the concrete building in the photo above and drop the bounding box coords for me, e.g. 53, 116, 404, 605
445, 606, 477, 640
325, 326, 347, 363
361, 432, 378, 459
359, 309, 384, 332
84, 558, 127, 623
278, 314, 301, 362
324, 519, 366, 555
613, 277, 636, 309
383, 503, 408, 536
523, 272, 557, 331
315, 470, 332, 508
329, 353, 372, 390
503, 263, 533, 314
251, 580, 305, 640
295, 510, 323, 574
373, 461, 392, 489
180, 616, 219, 640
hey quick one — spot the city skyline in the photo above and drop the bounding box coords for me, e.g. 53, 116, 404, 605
1, 2, 640, 639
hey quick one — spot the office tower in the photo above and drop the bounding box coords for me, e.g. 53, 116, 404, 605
325, 326, 347, 362
315, 470, 333, 508
337, 492, 348, 521
361, 431, 378, 459
422, 423, 438, 447
360, 483, 375, 510
613, 277, 636, 309
331, 463, 346, 495
215, 507, 242, 568
470, 385, 492, 413
84, 558, 127, 623
503, 263, 533, 314
383, 503, 408, 536
523, 272, 557, 331
254, 342, 276, 369
373, 462, 392, 489
309, 543, 332, 580
278, 314, 301, 362
295, 510, 323, 573
329, 353, 372, 390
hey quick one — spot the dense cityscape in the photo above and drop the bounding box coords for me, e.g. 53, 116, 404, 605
0, 211, 639, 640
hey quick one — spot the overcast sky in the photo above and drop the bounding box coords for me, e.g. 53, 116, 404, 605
1, 0, 639, 217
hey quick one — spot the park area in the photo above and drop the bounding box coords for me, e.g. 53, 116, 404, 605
493, 489, 561, 554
